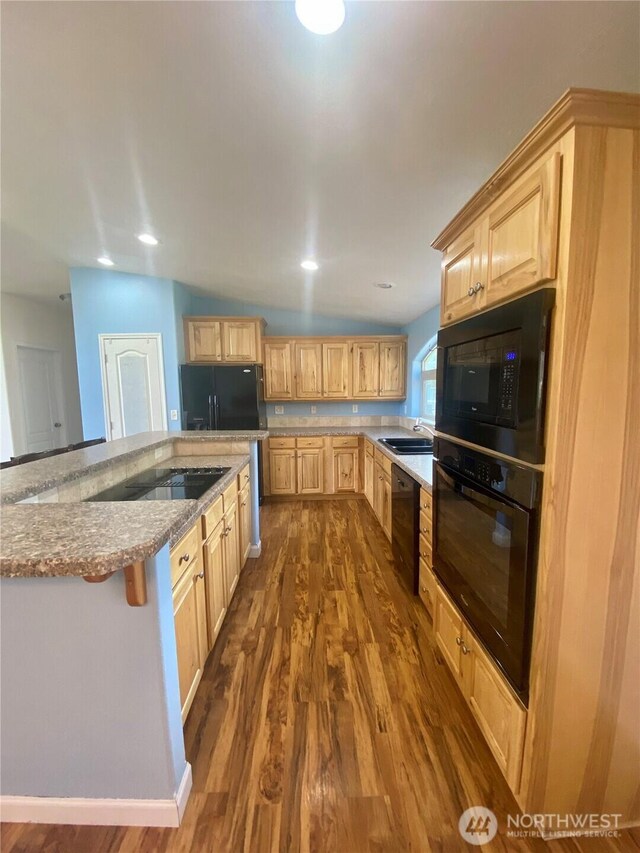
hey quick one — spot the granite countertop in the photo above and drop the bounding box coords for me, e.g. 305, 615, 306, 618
268, 426, 434, 492
0, 429, 267, 505
0, 452, 250, 578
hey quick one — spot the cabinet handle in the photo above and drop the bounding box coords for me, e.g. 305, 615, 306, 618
422, 527, 427, 533
421, 585, 427, 593
242, 500, 247, 506
196, 570, 205, 580
225, 526, 232, 534
179, 553, 190, 565
244, 473, 250, 481
461, 643, 470, 655
473, 281, 484, 294
456, 636, 463, 646
467, 286, 475, 297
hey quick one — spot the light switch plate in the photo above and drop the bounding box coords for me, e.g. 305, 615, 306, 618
352, 404, 358, 413
275, 405, 284, 415
310, 405, 317, 414
170, 409, 178, 421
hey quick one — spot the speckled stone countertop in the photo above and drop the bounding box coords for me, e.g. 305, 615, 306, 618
0, 450, 250, 578
0, 429, 267, 505
268, 426, 434, 492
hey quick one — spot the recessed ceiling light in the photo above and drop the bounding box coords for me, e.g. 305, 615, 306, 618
295, 0, 345, 35
301, 259, 319, 271
97, 257, 115, 266
374, 282, 394, 289
137, 233, 159, 246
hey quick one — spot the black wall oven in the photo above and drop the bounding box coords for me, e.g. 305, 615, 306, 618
433, 438, 542, 701
436, 289, 555, 464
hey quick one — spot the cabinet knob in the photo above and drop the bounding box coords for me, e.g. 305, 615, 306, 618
196, 570, 205, 580
467, 286, 475, 297
473, 281, 484, 294
456, 636, 463, 646
179, 553, 190, 565
461, 643, 470, 655
421, 585, 427, 592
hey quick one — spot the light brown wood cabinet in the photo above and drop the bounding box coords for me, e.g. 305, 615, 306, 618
262, 335, 406, 401
322, 342, 350, 398
372, 458, 391, 541
417, 487, 435, 615
297, 447, 324, 494
172, 546, 208, 723
295, 342, 323, 398
352, 341, 379, 397
333, 448, 358, 493
269, 448, 297, 495
222, 500, 240, 603
439, 151, 561, 327
434, 583, 526, 791
184, 317, 264, 364
203, 519, 227, 650
264, 341, 293, 399
364, 442, 374, 507
238, 481, 251, 566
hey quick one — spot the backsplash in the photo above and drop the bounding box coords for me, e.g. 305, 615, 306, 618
266, 415, 417, 429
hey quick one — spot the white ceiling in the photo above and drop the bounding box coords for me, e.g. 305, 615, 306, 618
2, 2, 638, 325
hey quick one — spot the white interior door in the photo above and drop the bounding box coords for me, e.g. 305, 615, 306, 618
17, 345, 67, 452
100, 335, 167, 440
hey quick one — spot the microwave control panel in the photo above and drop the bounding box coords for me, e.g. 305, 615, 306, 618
499, 348, 519, 415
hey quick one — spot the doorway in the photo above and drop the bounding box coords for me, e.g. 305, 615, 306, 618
99, 334, 168, 440
17, 345, 67, 452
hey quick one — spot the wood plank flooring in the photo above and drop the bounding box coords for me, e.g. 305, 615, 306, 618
2, 499, 639, 852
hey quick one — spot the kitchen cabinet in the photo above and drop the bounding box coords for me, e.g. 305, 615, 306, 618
439, 151, 561, 327
434, 584, 465, 684
333, 448, 358, 493
297, 447, 324, 494
238, 481, 251, 566
352, 342, 379, 397
172, 548, 208, 723
364, 442, 374, 507
295, 342, 323, 398
203, 520, 227, 650
264, 341, 293, 399
322, 342, 350, 398
269, 447, 297, 495
379, 341, 406, 397
184, 319, 222, 362
223, 500, 240, 603
372, 458, 391, 541
184, 317, 264, 364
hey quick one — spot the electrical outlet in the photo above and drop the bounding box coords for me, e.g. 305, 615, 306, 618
274, 405, 284, 415
352, 404, 358, 413
170, 409, 178, 421
310, 405, 317, 414
403, 404, 407, 414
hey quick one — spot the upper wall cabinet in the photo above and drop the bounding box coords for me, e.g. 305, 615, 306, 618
438, 150, 561, 326
184, 317, 265, 364
263, 335, 407, 401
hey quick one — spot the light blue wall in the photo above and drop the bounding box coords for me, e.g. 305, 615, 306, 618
70, 269, 185, 439
401, 304, 440, 418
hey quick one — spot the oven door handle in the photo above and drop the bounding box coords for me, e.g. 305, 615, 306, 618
436, 462, 529, 514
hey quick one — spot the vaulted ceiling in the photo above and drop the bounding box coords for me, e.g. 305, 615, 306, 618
2, 1, 638, 323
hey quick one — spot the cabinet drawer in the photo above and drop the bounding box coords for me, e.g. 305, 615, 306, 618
331, 436, 359, 448
419, 509, 433, 542
296, 437, 324, 448
419, 534, 432, 567
222, 480, 237, 513
202, 495, 224, 540
374, 448, 392, 476
170, 523, 201, 587
269, 437, 296, 449
420, 487, 432, 513
419, 561, 437, 615
237, 464, 251, 490
365, 439, 374, 457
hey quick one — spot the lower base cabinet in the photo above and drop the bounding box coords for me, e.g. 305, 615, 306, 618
223, 500, 240, 602
238, 480, 252, 563
204, 520, 227, 650
172, 552, 208, 723
434, 583, 527, 792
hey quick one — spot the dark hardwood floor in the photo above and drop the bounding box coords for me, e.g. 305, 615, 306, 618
2, 499, 639, 852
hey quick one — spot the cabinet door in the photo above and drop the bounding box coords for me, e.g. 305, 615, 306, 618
379, 341, 406, 398
204, 524, 227, 650
297, 448, 324, 494
381, 475, 392, 541
334, 449, 358, 493
351, 342, 379, 397
419, 559, 436, 616
434, 585, 464, 683
223, 502, 240, 604
463, 630, 527, 792
485, 152, 560, 308
263, 341, 293, 399
364, 451, 374, 507
269, 449, 297, 495
373, 461, 384, 520
440, 223, 487, 326
222, 321, 258, 362
238, 482, 252, 567
322, 342, 350, 398
173, 560, 206, 723
186, 319, 222, 362
295, 342, 323, 398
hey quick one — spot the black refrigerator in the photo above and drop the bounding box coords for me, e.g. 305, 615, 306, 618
179, 364, 267, 499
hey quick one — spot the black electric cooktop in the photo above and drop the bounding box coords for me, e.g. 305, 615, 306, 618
87, 467, 231, 502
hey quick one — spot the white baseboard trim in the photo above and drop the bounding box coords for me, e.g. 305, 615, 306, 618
0, 762, 193, 828
249, 541, 261, 558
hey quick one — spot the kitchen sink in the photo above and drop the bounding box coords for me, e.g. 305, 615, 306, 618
378, 437, 433, 456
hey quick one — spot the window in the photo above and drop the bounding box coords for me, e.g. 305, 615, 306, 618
420, 346, 437, 424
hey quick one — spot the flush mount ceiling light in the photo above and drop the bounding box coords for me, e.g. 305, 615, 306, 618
137, 233, 159, 246
295, 0, 345, 35
97, 256, 115, 266
301, 259, 319, 271
373, 282, 394, 289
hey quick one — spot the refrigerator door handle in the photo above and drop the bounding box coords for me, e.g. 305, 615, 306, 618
213, 394, 219, 430
208, 395, 214, 431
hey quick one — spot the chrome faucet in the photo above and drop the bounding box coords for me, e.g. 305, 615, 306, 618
413, 418, 436, 438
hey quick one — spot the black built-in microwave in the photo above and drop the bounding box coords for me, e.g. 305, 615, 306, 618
436, 290, 555, 464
